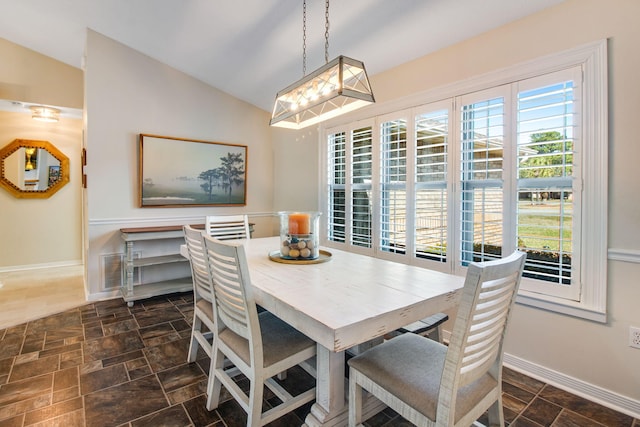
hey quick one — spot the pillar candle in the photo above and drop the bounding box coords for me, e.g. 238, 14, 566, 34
288, 213, 310, 235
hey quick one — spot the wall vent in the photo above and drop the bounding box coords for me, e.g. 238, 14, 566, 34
101, 252, 140, 290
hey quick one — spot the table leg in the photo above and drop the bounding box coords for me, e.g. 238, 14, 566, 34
304, 345, 345, 426
303, 344, 386, 427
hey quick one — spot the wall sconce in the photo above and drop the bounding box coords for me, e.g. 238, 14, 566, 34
29, 106, 60, 123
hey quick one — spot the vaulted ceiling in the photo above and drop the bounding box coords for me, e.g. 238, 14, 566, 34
0, 0, 565, 112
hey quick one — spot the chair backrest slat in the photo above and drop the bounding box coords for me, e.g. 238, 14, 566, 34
205, 215, 250, 240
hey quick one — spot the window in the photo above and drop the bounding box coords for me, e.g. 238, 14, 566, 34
323, 41, 607, 321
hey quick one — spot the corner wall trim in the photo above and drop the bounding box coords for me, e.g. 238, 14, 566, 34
503, 353, 640, 419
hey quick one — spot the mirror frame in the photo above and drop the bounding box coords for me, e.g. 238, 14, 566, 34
0, 139, 70, 199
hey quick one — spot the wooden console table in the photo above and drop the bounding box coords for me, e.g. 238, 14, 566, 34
120, 223, 254, 306
120, 225, 192, 307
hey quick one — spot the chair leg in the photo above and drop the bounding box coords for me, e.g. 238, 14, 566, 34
247, 376, 264, 427
348, 374, 364, 427
428, 325, 442, 343
187, 316, 201, 363
486, 396, 505, 427
206, 348, 225, 411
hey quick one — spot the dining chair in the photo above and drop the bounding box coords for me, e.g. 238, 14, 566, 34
205, 214, 251, 240
348, 250, 527, 427
203, 235, 317, 426
183, 225, 215, 363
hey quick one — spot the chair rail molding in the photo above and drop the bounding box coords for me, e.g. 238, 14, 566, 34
608, 248, 640, 264
88, 212, 276, 227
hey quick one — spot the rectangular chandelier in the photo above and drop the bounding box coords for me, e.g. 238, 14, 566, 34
270, 55, 375, 130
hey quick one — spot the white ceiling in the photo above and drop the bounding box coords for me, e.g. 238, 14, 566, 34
0, 0, 564, 113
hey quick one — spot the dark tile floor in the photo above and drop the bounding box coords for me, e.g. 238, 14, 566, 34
0, 293, 637, 427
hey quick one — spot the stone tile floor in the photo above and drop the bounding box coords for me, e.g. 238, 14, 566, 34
0, 293, 637, 427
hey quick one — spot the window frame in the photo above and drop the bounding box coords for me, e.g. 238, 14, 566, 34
321, 40, 608, 322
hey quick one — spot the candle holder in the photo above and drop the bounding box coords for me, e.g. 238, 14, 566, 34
278, 211, 321, 260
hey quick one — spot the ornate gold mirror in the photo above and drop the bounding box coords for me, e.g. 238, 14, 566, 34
0, 139, 69, 198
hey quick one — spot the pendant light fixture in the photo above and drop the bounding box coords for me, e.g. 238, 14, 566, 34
270, 0, 375, 129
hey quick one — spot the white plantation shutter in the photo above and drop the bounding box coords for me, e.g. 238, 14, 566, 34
516, 69, 581, 300
351, 127, 373, 248
328, 132, 346, 243
459, 94, 505, 266
415, 108, 449, 263
380, 119, 408, 254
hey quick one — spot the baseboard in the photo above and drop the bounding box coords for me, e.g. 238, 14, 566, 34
0, 260, 82, 273
503, 353, 640, 419
86, 288, 122, 302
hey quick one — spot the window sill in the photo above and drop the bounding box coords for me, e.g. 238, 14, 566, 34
516, 291, 606, 323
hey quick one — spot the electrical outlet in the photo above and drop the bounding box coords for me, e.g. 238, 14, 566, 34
630, 327, 640, 349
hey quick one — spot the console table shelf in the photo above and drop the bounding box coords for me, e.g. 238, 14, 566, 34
121, 279, 194, 305
120, 222, 254, 306
120, 225, 194, 307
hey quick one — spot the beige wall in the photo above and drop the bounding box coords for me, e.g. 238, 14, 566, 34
0, 112, 82, 268
0, 38, 82, 109
83, 30, 276, 299
0, 39, 83, 269
305, 0, 640, 411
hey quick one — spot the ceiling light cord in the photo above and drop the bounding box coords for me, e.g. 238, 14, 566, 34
302, 0, 307, 76
302, 0, 330, 76
325, 0, 330, 64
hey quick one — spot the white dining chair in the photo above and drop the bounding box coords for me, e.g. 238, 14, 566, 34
205, 214, 251, 240
203, 235, 317, 426
348, 251, 527, 427
183, 225, 215, 363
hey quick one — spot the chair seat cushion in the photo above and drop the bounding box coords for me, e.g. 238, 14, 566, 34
219, 311, 315, 368
348, 333, 497, 423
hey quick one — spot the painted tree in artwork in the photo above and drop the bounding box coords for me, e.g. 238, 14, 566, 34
198, 169, 221, 201
217, 152, 245, 195
198, 152, 245, 200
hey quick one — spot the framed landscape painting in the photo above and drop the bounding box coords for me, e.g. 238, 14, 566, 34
139, 134, 247, 207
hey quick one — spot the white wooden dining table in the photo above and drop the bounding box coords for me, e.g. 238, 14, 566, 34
181, 236, 464, 426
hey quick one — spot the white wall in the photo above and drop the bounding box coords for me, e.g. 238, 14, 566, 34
271, 0, 640, 416
84, 30, 276, 299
